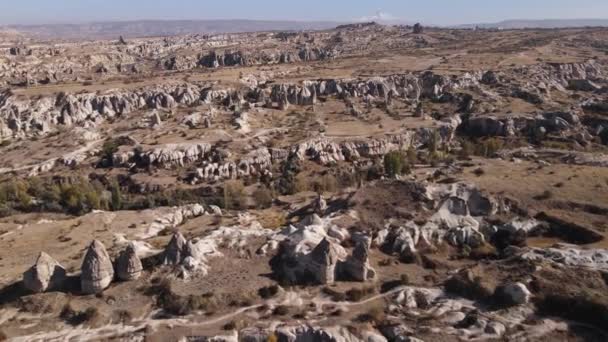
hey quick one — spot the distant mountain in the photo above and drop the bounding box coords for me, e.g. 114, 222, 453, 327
458, 19, 608, 29
2, 19, 342, 40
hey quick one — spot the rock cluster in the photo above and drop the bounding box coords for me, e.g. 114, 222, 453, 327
0, 68, 480, 140
463, 111, 580, 138
376, 182, 503, 261
271, 215, 376, 285
190, 148, 273, 183
113, 142, 212, 168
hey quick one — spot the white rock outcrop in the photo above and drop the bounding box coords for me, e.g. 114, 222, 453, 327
23, 252, 67, 293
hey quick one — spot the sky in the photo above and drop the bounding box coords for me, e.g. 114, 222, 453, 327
1, 0, 608, 26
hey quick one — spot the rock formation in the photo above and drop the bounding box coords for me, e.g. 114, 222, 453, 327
80, 240, 115, 294
23, 252, 67, 293
116, 243, 143, 281
271, 215, 375, 285
163, 232, 188, 265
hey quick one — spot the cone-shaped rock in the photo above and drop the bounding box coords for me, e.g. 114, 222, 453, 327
309, 238, 340, 284
81, 240, 115, 294
23, 252, 67, 293
163, 232, 187, 265
116, 243, 143, 281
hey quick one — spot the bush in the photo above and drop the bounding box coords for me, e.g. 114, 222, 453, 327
60, 304, 99, 326
383, 151, 410, 178
406, 146, 418, 165
444, 272, 493, 301
154, 279, 218, 316
534, 190, 553, 201
0, 180, 31, 208
313, 174, 338, 193
58, 179, 107, 215
258, 285, 280, 299
273, 305, 290, 316
345, 286, 376, 302
110, 180, 122, 211
223, 321, 237, 331
101, 139, 120, 164
459, 140, 474, 159
473, 168, 485, 176
356, 306, 385, 323
252, 186, 274, 209
223, 180, 246, 210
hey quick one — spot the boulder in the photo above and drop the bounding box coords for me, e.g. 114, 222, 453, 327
116, 243, 143, 281
494, 282, 531, 305
23, 252, 67, 293
81, 240, 115, 294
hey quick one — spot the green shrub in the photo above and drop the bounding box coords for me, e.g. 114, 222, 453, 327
476, 138, 504, 157
101, 139, 120, 163
110, 181, 122, 211
383, 151, 411, 178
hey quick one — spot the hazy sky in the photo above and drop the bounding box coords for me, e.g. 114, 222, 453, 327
1, 0, 608, 25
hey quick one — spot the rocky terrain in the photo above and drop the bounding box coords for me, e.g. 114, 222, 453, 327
1, 22, 608, 341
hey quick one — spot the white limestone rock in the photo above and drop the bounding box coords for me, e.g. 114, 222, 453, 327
23, 252, 67, 293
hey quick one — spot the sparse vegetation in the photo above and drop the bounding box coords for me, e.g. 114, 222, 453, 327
272, 305, 290, 316
60, 304, 100, 326
534, 190, 554, 201
383, 151, 411, 177
223, 180, 246, 210
252, 185, 274, 209
345, 285, 376, 302
258, 285, 280, 299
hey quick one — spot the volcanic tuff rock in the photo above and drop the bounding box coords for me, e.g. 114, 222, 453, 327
0, 68, 481, 140
190, 148, 273, 182
2, 59, 599, 141
116, 243, 143, 281
162, 232, 188, 265
80, 240, 115, 294
113, 142, 212, 168
271, 215, 375, 285
22, 252, 67, 293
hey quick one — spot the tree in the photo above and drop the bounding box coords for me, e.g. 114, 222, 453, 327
384, 151, 410, 178
110, 181, 122, 211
